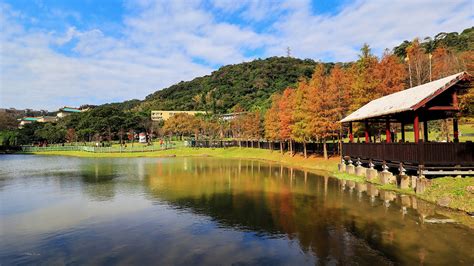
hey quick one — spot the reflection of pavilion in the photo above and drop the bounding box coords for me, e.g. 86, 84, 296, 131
340, 72, 473, 175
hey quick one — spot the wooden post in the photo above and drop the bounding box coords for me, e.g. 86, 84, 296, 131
414, 115, 420, 143
423, 120, 428, 142
364, 121, 370, 143
349, 122, 354, 143
401, 122, 405, 142
453, 118, 459, 142
452, 91, 459, 108
385, 119, 391, 143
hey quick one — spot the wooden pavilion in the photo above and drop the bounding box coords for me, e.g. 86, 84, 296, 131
340, 72, 473, 176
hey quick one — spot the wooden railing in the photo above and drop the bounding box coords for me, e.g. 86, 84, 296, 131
20, 145, 173, 153
342, 142, 474, 166
190, 140, 339, 156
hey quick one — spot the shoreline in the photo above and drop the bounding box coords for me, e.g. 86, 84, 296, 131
16, 147, 474, 222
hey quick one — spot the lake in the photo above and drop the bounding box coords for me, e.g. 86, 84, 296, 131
1, 155, 473, 265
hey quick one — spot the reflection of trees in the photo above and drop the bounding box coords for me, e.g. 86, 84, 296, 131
144, 158, 474, 265
144, 159, 388, 263
79, 160, 117, 201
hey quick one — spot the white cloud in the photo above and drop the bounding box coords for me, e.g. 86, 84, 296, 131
0, 0, 472, 110
266, 0, 473, 61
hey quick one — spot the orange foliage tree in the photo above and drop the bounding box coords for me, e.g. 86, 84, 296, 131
264, 93, 282, 152
308, 65, 342, 159
374, 50, 407, 97
348, 44, 379, 112
278, 88, 295, 155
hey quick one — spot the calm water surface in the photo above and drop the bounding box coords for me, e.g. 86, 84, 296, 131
1, 155, 473, 265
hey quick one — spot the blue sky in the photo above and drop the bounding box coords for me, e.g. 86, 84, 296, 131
1, 0, 472, 110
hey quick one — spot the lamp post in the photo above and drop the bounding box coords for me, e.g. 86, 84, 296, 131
429, 53, 432, 82
405, 56, 413, 87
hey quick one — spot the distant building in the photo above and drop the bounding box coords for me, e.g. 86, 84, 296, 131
56, 107, 86, 118
218, 112, 248, 121
151, 110, 206, 121
37, 116, 58, 123
18, 116, 58, 128
19, 117, 39, 127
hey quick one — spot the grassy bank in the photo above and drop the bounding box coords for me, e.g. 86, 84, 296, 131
25, 147, 473, 214
26, 147, 339, 173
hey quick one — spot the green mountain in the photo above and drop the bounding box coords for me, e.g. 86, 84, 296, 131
137, 57, 326, 113
394, 26, 473, 58
118, 27, 473, 114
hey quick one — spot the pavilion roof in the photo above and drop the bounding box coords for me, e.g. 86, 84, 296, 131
340, 72, 470, 123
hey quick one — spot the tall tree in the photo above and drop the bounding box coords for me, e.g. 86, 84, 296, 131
264, 93, 282, 152
310, 72, 341, 160
373, 50, 407, 97
406, 38, 430, 86
0, 112, 18, 130
327, 65, 351, 119
327, 65, 351, 152
278, 88, 295, 155
65, 128, 76, 143
348, 44, 379, 112
291, 79, 312, 158
431, 46, 464, 79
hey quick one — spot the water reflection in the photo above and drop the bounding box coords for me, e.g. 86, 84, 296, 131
0, 156, 473, 265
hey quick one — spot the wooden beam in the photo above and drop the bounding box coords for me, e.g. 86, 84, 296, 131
349, 122, 354, 143
427, 106, 459, 111
453, 90, 459, 108
364, 121, 370, 143
385, 119, 391, 143
414, 115, 420, 143
423, 120, 429, 142
401, 122, 405, 142
453, 118, 459, 143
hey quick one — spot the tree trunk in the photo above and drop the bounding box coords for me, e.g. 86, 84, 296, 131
289, 139, 293, 156
323, 139, 328, 160
303, 141, 307, 158
269, 141, 272, 151
280, 141, 283, 154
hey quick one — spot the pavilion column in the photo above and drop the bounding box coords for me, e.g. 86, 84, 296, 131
453, 118, 459, 143
385, 119, 391, 143
364, 121, 370, 143
401, 122, 405, 142
414, 115, 420, 143
349, 122, 354, 143
423, 120, 428, 142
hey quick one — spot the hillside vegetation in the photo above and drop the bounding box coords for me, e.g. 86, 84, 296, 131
132, 27, 473, 114
137, 57, 328, 113
2, 27, 472, 147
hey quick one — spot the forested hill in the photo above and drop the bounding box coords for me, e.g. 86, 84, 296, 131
137, 57, 326, 113
394, 27, 473, 57
128, 27, 472, 114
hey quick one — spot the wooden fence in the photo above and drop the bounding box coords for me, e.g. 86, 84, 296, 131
342, 142, 474, 167
190, 140, 339, 156
21, 145, 172, 153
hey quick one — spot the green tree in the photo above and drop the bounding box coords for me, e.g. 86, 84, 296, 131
291, 79, 312, 158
